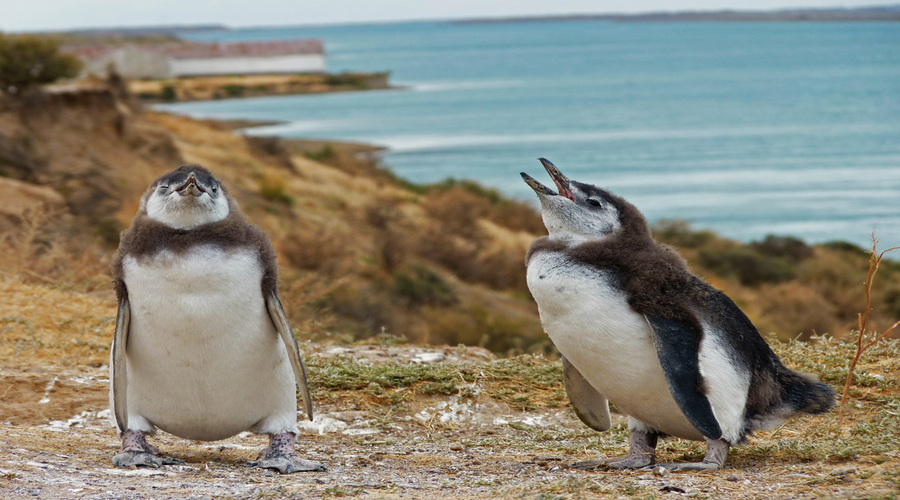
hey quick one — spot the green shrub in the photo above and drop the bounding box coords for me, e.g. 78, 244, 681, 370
391, 263, 458, 307
159, 85, 176, 101
698, 247, 795, 286
652, 219, 716, 249
751, 235, 813, 262
304, 144, 336, 162
221, 84, 246, 97
0, 34, 81, 94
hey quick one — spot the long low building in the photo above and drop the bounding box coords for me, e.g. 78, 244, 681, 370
67, 39, 326, 79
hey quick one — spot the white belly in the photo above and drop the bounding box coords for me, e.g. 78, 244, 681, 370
527, 252, 703, 441
122, 245, 296, 441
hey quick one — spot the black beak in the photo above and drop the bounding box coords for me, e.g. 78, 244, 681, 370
539, 158, 575, 202
520, 172, 556, 195
521, 158, 575, 201
176, 172, 206, 195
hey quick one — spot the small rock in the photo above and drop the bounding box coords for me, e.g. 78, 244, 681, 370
653, 466, 669, 477
830, 467, 857, 477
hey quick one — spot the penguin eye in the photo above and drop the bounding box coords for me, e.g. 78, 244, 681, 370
211, 184, 218, 193
586, 198, 603, 208
158, 184, 169, 191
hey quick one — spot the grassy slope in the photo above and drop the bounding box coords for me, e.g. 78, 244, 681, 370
3, 84, 900, 355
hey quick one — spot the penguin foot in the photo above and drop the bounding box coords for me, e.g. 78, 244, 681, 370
656, 461, 722, 471
606, 452, 656, 469
249, 432, 326, 474
595, 427, 658, 469
113, 429, 184, 468
250, 455, 327, 473
655, 438, 730, 471
112, 451, 184, 468
570, 459, 607, 470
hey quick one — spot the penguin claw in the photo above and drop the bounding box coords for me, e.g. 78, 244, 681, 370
656, 461, 723, 471
112, 450, 183, 468
606, 453, 656, 469
569, 459, 607, 471
250, 456, 327, 473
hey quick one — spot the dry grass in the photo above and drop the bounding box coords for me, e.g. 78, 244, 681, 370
0, 274, 897, 498
0, 274, 114, 368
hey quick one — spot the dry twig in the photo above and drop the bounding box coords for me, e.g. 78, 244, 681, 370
840, 234, 900, 410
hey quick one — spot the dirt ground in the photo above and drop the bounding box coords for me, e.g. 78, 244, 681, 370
0, 342, 896, 500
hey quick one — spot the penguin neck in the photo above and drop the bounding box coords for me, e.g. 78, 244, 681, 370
546, 230, 609, 247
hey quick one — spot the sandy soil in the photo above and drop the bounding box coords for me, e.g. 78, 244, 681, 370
0, 343, 896, 500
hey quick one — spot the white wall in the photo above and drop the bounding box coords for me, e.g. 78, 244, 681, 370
169, 54, 326, 77
82, 46, 172, 79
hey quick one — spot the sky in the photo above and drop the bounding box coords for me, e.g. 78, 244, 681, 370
1, 0, 893, 32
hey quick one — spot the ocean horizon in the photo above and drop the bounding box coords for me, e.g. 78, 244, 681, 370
159, 19, 900, 249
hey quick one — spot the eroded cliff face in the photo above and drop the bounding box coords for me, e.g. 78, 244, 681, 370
0, 83, 182, 244
0, 81, 547, 353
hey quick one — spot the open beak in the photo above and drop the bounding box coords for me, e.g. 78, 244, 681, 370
176, 172, 206, 197
520, 158, 575, 201
520, 172, 556, 195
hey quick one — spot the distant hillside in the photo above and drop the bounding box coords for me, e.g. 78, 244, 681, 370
1, 80, 898, 355
456, 5, 900, 23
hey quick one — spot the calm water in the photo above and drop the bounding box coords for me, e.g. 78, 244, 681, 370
162, 20, 900, 248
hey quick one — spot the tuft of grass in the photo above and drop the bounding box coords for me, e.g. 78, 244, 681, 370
256, 172, 295, 206
304, 144, 336, 162
305, 353, 567, 410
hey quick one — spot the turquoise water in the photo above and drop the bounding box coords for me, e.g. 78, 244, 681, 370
162, 21, 900, 248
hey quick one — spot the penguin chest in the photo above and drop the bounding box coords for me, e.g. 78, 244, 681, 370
526, 252, 702, 440
121, 245, 295, 440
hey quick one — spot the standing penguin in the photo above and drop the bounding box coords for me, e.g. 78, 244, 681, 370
521, 158, 835, 470
110, 164, 324, 473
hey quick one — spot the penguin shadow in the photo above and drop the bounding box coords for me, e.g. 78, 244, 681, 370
139, 435, 271, 470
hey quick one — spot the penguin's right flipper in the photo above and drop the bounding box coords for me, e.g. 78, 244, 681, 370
643, 314, 723, 441
563, 356, 612, 431
111, 297, 130, 433
266, 292, 313, 421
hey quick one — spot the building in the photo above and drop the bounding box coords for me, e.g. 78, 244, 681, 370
66, 39, 326, 80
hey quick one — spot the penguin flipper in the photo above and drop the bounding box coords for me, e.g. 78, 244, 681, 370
111, 297, 130, 433
266, 292, 313, 421
562, 356, 611, 431
643, 314, 723, 440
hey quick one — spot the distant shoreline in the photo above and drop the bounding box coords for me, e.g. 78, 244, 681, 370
35, 4, 900, 38
453, 6, 900, 24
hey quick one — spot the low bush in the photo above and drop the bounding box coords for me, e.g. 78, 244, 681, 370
0, 34, 81, 95
698, 246, 795, 286
391, 263, 458, 307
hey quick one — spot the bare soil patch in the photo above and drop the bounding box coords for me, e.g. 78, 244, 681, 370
0, 337, 897, 499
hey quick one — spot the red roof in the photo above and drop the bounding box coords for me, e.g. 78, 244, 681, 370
150, 39, 324, 59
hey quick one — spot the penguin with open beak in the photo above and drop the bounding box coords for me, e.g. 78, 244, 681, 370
522, 158, 834, 470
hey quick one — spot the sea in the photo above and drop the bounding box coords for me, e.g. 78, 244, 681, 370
159, 20, 900, 249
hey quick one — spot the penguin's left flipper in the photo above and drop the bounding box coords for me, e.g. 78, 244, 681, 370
643, 314, 723, 441
111, 297, 130, 433
265, 292, 314, 421
562, 356, 611, 431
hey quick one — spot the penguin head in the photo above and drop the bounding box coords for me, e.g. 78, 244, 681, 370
521, 158, 624, 240
142, 164, 230, 230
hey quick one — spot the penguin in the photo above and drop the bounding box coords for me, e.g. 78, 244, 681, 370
521, 158, 835, 470
110, 164, 325, 473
